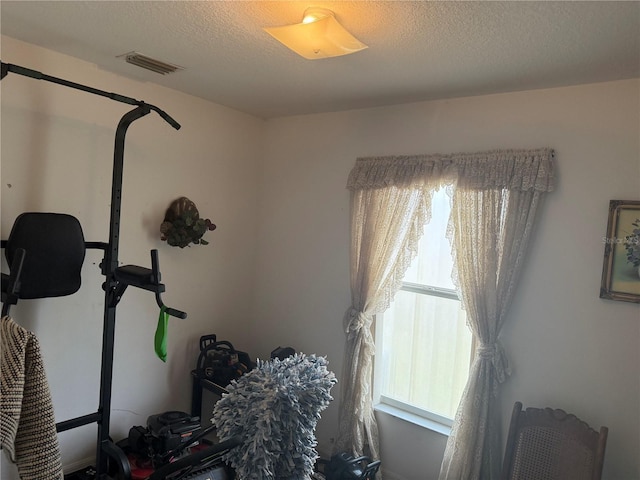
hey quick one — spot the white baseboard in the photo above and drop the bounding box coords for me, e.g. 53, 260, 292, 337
62, 457, 94, 476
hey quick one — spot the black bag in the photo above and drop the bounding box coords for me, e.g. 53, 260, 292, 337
196, 335, 254, 387
323, 452, 381, 480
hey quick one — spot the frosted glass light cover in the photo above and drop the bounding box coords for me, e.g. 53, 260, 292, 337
264, 11, 367, 59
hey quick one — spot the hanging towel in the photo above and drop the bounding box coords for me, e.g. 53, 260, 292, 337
154, 305, 169, 362
0, 315, 63, 480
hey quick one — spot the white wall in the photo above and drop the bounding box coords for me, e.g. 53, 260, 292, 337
1, 36, 264, 477
2, 35, 639, 480
252, 80, 640, 479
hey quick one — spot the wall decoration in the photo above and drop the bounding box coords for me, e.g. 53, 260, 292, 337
600, 200, 640, 303
160, 197, 216, 248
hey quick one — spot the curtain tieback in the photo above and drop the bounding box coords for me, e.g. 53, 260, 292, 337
477, 341, 511, 384
343, 307, 372, 335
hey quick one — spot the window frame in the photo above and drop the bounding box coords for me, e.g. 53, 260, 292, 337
373, 219, 473, 433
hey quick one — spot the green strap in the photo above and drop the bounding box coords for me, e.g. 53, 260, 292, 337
155, 305, 169, 362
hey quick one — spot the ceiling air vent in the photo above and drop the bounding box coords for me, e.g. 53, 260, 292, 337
118, 51, 183, 75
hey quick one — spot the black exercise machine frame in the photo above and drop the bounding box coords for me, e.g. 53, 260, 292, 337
1, 61, 187, 479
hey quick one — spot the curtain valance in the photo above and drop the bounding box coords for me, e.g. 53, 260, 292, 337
347, 148, 555, 192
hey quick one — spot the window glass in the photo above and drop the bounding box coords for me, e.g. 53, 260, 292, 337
376, 188, 472, 424
402, 189, 455, 290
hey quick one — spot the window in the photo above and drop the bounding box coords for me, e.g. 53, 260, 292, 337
374, 188, 473, 429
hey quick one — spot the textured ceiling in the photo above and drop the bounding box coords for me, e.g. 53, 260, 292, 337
1, 1, 639, 119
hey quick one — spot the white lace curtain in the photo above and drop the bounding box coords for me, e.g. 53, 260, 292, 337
337, 149, 555, 479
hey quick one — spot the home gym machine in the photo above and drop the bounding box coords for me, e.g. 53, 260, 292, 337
0, 61, 228, 479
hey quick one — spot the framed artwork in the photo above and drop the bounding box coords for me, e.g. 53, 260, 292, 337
600, 200, 640, 303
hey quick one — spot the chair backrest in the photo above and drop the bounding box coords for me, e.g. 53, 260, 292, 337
501, 401, 608, 480
3, 212, 85, 299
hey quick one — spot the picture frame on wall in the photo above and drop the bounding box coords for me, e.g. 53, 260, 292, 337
600, 200, 640, 303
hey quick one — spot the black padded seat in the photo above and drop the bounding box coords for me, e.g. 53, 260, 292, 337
114, 265, 156, 290
4, 212, 85, 299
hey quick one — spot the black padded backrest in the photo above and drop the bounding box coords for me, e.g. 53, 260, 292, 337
5, 212, 85, 299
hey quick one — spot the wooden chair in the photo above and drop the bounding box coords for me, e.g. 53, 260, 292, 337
501, 401, 608, 480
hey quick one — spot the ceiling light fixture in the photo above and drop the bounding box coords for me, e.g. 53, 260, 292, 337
264, 7, 367, 60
